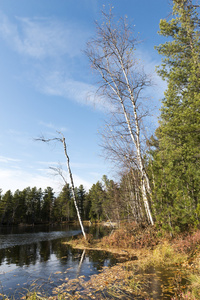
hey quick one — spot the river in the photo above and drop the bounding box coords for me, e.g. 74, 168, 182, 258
0, 224, 116, 299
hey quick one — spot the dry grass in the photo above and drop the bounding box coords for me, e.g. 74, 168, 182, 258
62, 226, 200, 299
7, 226, 200, 300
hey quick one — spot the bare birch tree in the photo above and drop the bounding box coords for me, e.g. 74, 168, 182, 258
85, 8, 154, 225
36, 132, 87, 239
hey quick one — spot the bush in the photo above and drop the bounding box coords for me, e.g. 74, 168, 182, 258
100, 223, 160, 249
172, 230, 200, 255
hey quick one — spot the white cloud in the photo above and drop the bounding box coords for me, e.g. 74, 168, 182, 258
71, 162, 103, 169
0, 11, 166, 113
0, 12, 89, 59
0, 167, 93, 194
0, 155, 21, 163
36, 161, 62, 166
0, 12, 111, 111
71, 174, 93, 191
36, 160, 103, 171
135, 48, 167, 101
36, 49, 166, 112
40, 72, 94, 104
37, 70, 114, 111
0, 167, 61, 194
39, 121, 68, 133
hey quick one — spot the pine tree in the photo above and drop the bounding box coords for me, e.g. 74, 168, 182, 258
152, 0, 200, 231
77, 185, 86, 220
88, 182, 105, 221
53, 184, 72, 222
102, 175, 121, 224
0, 190, 13, 224
41, 187, 55, 223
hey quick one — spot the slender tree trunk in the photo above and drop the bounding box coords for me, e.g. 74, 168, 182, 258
85, 9, 154, 225
61, 134, 87, 240
36, 133, 87, 240
121, 102, 154, 225
77, 249, 86, 277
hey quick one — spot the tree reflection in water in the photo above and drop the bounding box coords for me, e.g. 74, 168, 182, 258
0, 225, 117, 299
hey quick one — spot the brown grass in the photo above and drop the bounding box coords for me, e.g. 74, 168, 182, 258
23, 226, 200, 300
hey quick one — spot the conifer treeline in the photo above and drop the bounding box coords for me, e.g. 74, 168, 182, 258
0, 175, 140, 225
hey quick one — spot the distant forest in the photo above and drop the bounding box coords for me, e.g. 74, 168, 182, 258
0, 175, 134, 225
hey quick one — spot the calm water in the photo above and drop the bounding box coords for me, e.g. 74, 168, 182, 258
0, 224, 116, 299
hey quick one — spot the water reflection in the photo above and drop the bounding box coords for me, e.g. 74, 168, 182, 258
0, 225, 116, 299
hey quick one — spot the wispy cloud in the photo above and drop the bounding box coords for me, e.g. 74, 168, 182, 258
37, 70, 114, 111
39, 121, 68, 133
0, 11, 109, 110
0, 155, 21, 163
0, 166, 93, 194
71, 162, 104, 169
36, 161, 60, 166
0, 167, 62, 193
0, 12, 89, 59
37, 160, 102, 169
135, 47, 167, 101
38, 71, 94, 104
0, 11, 166, 113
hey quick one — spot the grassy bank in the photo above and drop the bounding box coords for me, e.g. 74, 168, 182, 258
63, 224, 200, 299
3, 224, 200, 299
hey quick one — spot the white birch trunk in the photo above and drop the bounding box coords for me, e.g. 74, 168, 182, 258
85, 11, 154, 225
118, 55, 154, 225
61, 135, 87, 240
120, 101, 154, 225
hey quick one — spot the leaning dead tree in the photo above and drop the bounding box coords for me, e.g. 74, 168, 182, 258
36, 132, 86, 239
85, 8, 154, 225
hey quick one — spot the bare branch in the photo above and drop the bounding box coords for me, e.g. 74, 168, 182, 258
36, 132, 87, 239
85, 8, 154, 225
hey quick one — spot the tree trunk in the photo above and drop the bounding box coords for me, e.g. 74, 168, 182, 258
61, 135, 87, 240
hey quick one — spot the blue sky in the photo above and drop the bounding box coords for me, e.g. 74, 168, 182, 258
0, 0, 170, 194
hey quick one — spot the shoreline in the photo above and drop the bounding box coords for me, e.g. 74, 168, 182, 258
3, 226, 200, 299
58, 228, 200, 300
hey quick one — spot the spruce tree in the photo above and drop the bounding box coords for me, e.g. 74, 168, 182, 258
152, 0, 200, 231
41, 187, 55, 223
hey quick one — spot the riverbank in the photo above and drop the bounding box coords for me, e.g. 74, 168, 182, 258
4, 224, 200, 299
59, 225, 200, 299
